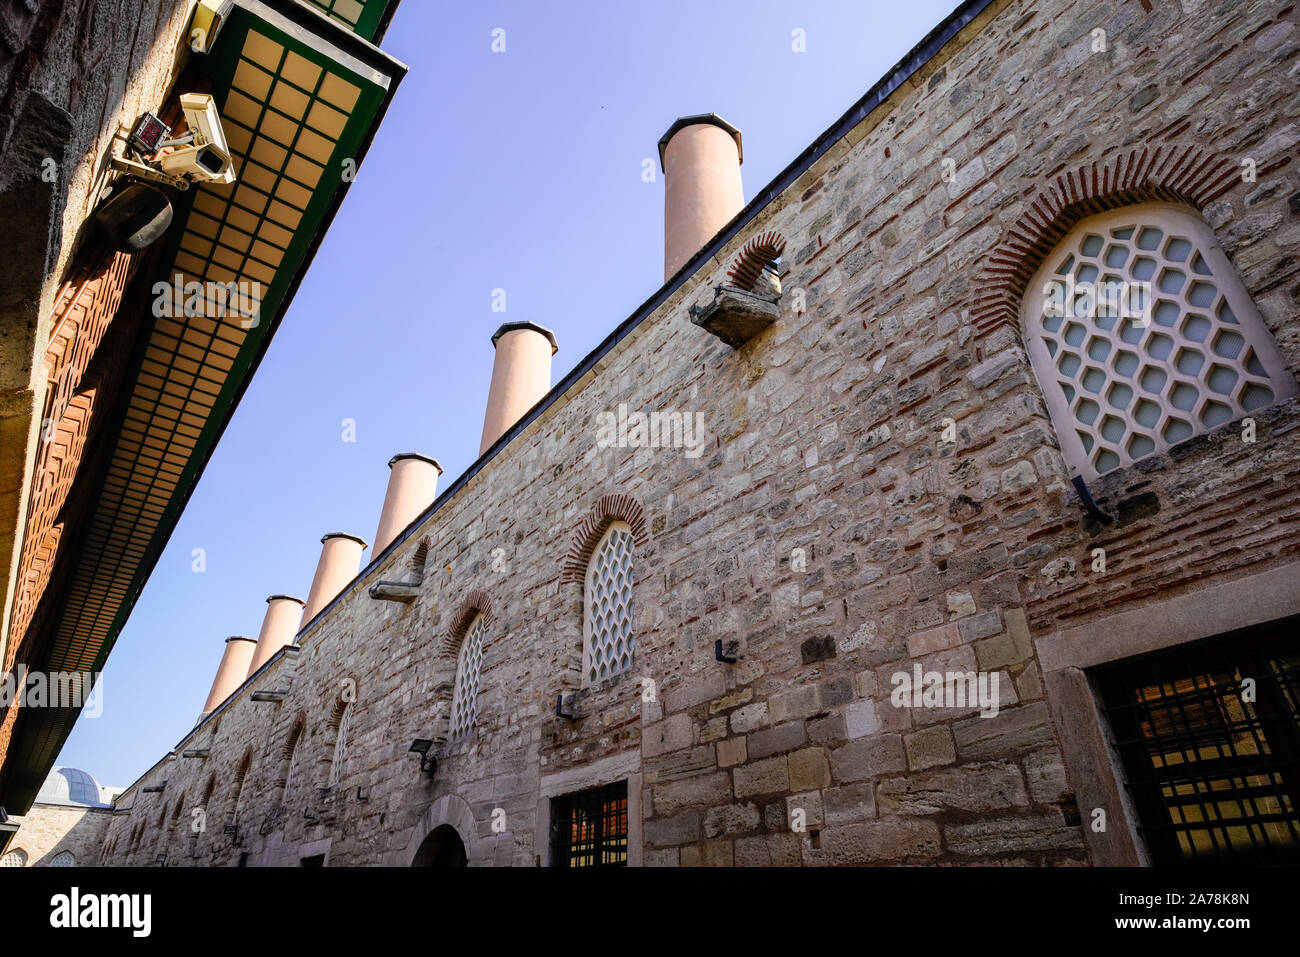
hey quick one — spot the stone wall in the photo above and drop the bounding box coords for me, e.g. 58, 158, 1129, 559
6, 804, 113, 866
101, 0, 1300, 866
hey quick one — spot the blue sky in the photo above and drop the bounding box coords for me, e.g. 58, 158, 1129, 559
58, 0, 959, 788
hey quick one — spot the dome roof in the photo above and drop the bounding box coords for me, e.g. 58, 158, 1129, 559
34, 766, 114, 808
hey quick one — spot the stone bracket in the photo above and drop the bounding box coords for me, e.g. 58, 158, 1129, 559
690, 284, 781, 349
369, 580, 420, 603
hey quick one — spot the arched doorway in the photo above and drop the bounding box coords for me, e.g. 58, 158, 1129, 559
412, 824, 467, 867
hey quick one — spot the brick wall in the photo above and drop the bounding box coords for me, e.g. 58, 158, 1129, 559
102, 0, 1300, 866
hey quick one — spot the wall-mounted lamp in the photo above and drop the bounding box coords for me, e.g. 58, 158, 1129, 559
715, 639, 739, 664
223, 824, 240, 846
409, 739, 437, 775
155, 854, 167, 867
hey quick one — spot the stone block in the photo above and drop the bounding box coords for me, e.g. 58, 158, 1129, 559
829, 734, 906, 783
733, 755, 790, 798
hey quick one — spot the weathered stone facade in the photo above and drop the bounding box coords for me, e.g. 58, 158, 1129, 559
101, 0, 1300, 866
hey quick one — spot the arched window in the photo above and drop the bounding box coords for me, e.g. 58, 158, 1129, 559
50, 851, 74, 867
1023, 202, 1296, 480
280, 720, 305, 800
583, 521, 635, 686
328, 703, 352, 788
449, 614, 486, 739
0, 849, 27, 867
229, 753, 252, 827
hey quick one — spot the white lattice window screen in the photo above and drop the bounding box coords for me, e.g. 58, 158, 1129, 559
284, 732, 303, 796
1023, 202, 1297, 481
50, 851, 74, 867
449, 614, 485, 739
583, 522, 635, 686
230, 767, 248, 826
0, 850, 26, 867
329, 704, 352, 787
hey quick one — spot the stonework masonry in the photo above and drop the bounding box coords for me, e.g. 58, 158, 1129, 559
6, 803, 113, 867
101, 0, 1300, 866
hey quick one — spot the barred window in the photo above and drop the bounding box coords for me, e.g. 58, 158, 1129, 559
0, 849, 26, 867
551, 781, 628, 868
1096, 619, 1300, 865
1023, 202, 1296, 480
583, 522, 635, 686
329, 703, 352, 788
50, 851, 75, 867
449, 614, 485, 740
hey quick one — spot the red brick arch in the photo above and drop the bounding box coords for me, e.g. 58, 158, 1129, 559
971, 142, 1242, 339
560, 494, 650, 584
439, 590, 494, 655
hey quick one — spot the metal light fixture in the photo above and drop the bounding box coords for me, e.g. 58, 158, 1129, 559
409, 739, 437, 775
155, 854, 167, 866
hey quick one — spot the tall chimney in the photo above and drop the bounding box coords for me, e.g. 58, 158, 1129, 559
478, 321, 558, 455
373, 453, 443, 555
201, 636, 257, 715
659, 113, 744, 281
301, 532, 367, 625
246, 594, 305, 676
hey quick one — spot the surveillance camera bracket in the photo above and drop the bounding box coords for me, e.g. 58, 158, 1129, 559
108, 124, 190, 191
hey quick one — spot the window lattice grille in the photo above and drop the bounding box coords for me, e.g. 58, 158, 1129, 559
329, 704, 351, 788
551, 782, 628, 868
284, 732, 303, 796
450, 614, 485, 740
1097, 620, 1300, 866
1023, 202, 1296, 480
583, 522, 635, 686
50, 852, 74, 867
0, 850, 26, 867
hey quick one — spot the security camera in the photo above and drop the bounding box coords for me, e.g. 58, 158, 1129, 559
156, 93, 236, 184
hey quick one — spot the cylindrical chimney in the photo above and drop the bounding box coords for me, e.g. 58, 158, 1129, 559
301, 532, 367, 626
201, 636, 257, 715
478, 321, 558, 455
659, 113, 744, 281
247, 594, 305, 676
373, 453, 443, 555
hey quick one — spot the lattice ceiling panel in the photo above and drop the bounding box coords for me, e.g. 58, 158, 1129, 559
44, 27, 363, 682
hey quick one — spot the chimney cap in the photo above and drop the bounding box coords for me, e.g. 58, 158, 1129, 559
266, 594, 305, 605
491, 321, 558, 355
388, 452, 443, 473
225, 635, 256, 644
658, 113, 743, 171
320, 532, 368, 548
